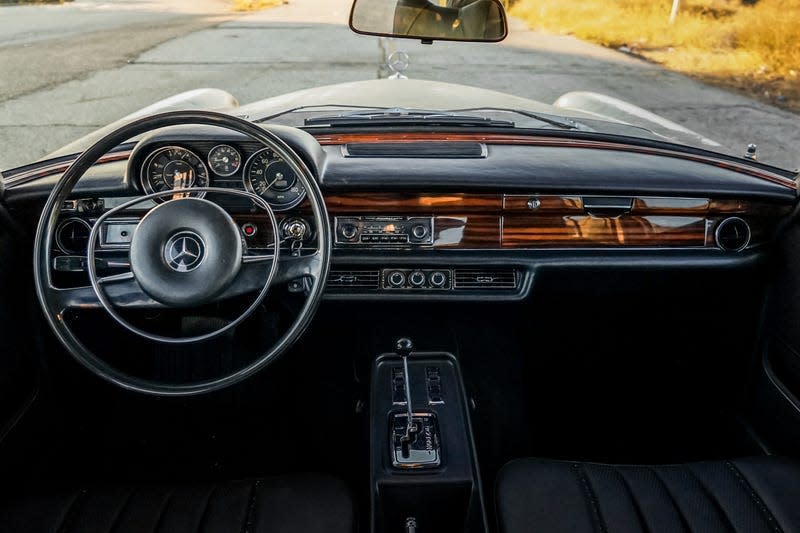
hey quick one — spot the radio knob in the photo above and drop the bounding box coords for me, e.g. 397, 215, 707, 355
411, 224, 429, 240
429, 271, 447, 288
341, 223, 358, 240
388, 271, 406, 288
409, 271, 426, 288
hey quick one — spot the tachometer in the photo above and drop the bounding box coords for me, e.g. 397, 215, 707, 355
140, 146, 209, 199
243, 148, 306, 210
207, 144, 241, 176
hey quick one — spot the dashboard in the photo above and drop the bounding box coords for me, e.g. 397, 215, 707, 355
3, 125, 797, 301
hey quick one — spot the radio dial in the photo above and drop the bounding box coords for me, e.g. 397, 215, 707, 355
341, 223, 358, 240
409, 271, 426, 287
411, 224, 429, 240
388, 271, 406, 288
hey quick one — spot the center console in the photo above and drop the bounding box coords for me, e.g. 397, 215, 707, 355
370, 339, 488, 533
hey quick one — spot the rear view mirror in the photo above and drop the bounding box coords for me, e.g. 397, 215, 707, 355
349, 0, 508, 43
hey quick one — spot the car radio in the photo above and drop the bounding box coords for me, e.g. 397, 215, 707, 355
335, 216, 434, 246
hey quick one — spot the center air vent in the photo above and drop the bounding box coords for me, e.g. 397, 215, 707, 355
453, 269, 517, 290
327, 269, 380, 290
715, 217, 751, 252
56, 218, 91, 254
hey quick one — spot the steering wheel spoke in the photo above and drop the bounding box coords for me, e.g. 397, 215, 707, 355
242, 253, 276, 264
50, 273, 161, 312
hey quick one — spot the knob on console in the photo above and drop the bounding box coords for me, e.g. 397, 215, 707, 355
429, 271, 447, 288
388, 271, 406, 288
409, 271, 426, 287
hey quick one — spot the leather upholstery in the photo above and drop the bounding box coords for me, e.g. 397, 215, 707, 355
0, 474, 355, 533
496, 456, 800, 533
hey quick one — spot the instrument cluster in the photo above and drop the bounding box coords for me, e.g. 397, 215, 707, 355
137, 142, 306, 210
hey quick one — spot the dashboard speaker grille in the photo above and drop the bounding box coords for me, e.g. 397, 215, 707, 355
327, 269, 380, 289
453, 269, 517, 290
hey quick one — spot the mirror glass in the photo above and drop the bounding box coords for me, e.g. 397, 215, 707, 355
350, 0, 508, 43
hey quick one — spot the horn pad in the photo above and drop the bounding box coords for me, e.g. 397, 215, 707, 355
130, 198, 243, 307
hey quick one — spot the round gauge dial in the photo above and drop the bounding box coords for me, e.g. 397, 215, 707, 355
140, 146, 209, 199
243, 148, 306, 210
207, 144, 241, 176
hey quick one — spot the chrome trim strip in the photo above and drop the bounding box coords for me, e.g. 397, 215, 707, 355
3, 150, 133, 188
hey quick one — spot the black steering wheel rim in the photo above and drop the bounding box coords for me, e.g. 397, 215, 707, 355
33, 111, 332, 396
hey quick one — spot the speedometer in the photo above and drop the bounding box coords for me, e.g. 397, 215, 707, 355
243, 148, 306, 210
140, 146, 209, 199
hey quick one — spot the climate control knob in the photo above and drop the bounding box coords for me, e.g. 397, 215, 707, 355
409, 271, 426, 288
429, 271, 447, 288
388, 271, 406, 288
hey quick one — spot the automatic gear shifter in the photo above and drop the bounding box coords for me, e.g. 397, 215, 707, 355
391, 338, 441, 469
397, 337, 418, 456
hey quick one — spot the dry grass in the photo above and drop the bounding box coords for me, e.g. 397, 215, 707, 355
510, 0, 800, 112
231, 0, 283, 12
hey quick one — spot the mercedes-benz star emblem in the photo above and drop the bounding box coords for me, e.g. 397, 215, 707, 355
164, 232, 205, 272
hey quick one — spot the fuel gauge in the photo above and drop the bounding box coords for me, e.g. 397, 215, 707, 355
207, 144, 241, 176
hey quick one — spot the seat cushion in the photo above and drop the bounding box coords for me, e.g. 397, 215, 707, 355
0, 473, 355, 533
496, 456, 800, 533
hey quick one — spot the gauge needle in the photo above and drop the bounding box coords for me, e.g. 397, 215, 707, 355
172, 169, 193, 200
265, 171, 283, 191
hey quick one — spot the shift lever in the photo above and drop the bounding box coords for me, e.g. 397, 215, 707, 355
389, 338, 441, 469
395, 338, 418, 457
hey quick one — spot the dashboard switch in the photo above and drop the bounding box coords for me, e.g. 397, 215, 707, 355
241, 223, 257, 237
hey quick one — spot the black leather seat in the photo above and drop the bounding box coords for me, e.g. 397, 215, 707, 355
496, 456, 800, 533
0, 474, 354, 533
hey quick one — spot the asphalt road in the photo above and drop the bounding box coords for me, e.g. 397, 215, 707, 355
0, 0, 797, 171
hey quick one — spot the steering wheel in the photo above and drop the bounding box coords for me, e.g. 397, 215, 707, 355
33, 111, 331, 396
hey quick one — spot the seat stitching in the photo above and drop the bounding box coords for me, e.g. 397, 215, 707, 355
574, 463, 608, 533
195, 484, 219, 533
646, 467, 691, 533
724, 461, 783, 533
241, 479, 262, 533
613, 467, 650, 533
682, 464, 738, 532
151, 488, 175, 533
56, 488, 89, 533
108, 487, 137, 533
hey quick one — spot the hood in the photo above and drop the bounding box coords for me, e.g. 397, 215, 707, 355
238, 79, 722, 150
237, 78, 599, 121
44, 78, 724, 161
